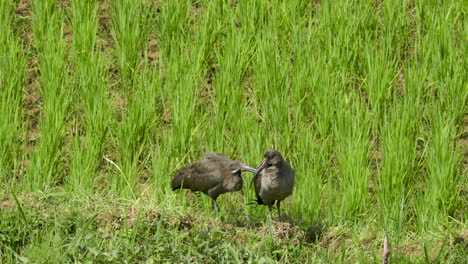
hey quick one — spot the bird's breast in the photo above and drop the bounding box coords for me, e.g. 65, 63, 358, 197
260, 170, 294, 198
222, 174, 243, 191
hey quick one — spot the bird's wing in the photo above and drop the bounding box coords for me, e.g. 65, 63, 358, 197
204, 152, 230, 162
254, 170, 265, 205
171, 159, 222, 192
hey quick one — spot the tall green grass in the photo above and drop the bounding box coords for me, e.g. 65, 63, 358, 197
414, 0, 466, 231
288, 20, 327, 220
334, 93, 371, 220
113, 68, 159, 197
211, 24, 252, 152
110, 0, 156, 197
68, 0, 110, 192
252, 28, 291, 149
149, 0, 193, 199
24, 0, 71, 191
159, 0, 196, 157
377, 78, 421, 238
0, 1, 27, 184
2, 0, 466, 262
111, 0, 150, 87
418, 114, 462, 231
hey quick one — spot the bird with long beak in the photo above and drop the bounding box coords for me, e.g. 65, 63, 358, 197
172, 152, 257, 212
251, 150, 294, 221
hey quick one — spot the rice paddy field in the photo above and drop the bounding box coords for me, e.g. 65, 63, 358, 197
0, 0, 466, 262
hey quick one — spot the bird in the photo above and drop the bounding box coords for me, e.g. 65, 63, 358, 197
251, 150, 294, 221
171, 152, 257, 212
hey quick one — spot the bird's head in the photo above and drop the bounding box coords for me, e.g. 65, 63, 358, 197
254, 150, 284, 176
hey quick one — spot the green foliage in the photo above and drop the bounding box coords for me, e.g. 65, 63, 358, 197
111, 0, 151, 86
68, 0, 110, 192
25, 0, 71, 191
0, 0, 27, 184
1, 0, 466, 262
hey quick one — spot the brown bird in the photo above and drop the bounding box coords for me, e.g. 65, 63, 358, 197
171, 152, 257, 211
251, 150, 294, 221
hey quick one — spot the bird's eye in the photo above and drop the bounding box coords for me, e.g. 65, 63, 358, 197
267, 163, 273, 167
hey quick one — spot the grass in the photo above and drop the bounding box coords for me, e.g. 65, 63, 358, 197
24, 0, 71, 191
1, 0, 466, 262
0, 0, 27, 184
68, 0, 109, 192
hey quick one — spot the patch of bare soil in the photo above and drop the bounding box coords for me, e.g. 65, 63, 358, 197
402, 244, 422, 257
16, 0, 31, 18
97, 0, 115, 70
63, 25, 72, 46
0, 200, 16, 210
24, 78, 41, 141
461, 115, 467, 176
98, 1, 111, 36
406, 1, 418, 62
254, 221, 309, 246
453, 230, 467, 246
0, 193, 38, 210
148, 36, 160, 64
109, 88, 126, 123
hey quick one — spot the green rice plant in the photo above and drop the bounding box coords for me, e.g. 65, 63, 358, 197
375, 61, 425, 236
150, 0, 193, 197
417, 113, 462, 231
363, 46, 397, 131
237, 0, 268, 37
289, 21, 316, 131
111, 0, 151, 86
157, 0, 211, 159
25, 0, 71, 191
0, 0, 27, 184
158, 0, 191, 59
68, 0, 110, 191
317, 0, 376, 74
210, 18, 252, 151
162, 43, 200, 156
420, 1, 466, 126
377, 99, 419, 237
158, 0, 194, 151
308, 0, 376, 223
381, 0, 413, 61
413, 0, 466, 231
153, 0, 235, 208
288, 20, 330, 221
291, 126, 328, 221
230, 0, 271, 167
109, 0, 155, 196
70, 0, 98, 64
334, 92, 371, 221
242, 1, 321, 219
182, 0, 229, 156
113, 67, 159, 197
191, 0, 225, 74
252, 28, 291, 149
312, 0, 375, 134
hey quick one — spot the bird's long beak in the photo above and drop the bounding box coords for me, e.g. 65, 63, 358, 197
239, 163, 257, 173
250, 159, 266, 188
231, 163, 257, 174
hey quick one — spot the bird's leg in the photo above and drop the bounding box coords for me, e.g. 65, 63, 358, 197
211, 199, 220, 212
267, 204, 274, 238
268, 204, 273, 221
276, 200, 282, 222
